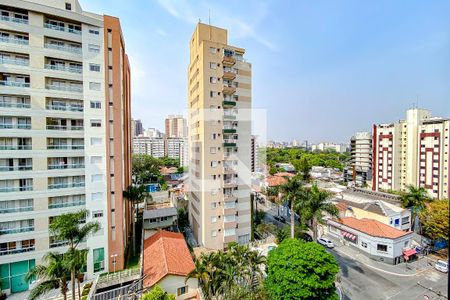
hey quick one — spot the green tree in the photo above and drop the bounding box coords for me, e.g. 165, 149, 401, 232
294, 157, 311, 182
49, 209, 100, 300
132, 154, 162, 184
123, 184, 151, 253
256, 223, 277, 239
177, 208, 189, 232
401, 185, 432, 231
419, 199, 449, 241
279, 176, 304, 238
303, 185, 338, 241
26, 252, 70, 300
142, 285, 176, 300
265, 239, 339, 300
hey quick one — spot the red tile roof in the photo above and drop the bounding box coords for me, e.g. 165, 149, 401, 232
266, 175, 288, 187
336, 217, 412, 239
143, 231, 195, 288
335, 202, 349, 212
274, 172, 295, 178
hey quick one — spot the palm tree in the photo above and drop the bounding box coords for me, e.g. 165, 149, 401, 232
123, 184, 151, 254
401, 185, 432, 231
65, 248, 87, 300
26, 252, 70, 300
186, 257, 212, 299
304, 185, 338, 241
279, 176, 304, 238
49, 209, 100, 300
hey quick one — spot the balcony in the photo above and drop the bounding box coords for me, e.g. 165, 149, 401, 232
0, 226, 34, 235
0, 15, 29, 25
0, 36, 28, 45
47, 144, 84, 150
223, 139, 237, 147
46, 83, 83, 93
223, 166, 237, 174
48, 200, 85, 209
48, 163, 85, 170
46, 125, 84, 131
223, 179, 238, 188
0, 246, 34, 256
0, 165, 32, 172
0, 186, 33, 192
46, 104, 83, 112
0, 102, 30, 109
0, 123, 31, 129
222, 100, 236, 108
44, 23, 82, 35
222, 84, 236, 95
45, 64, 82, 74
0, 80, 30, 88
44, 42, 82, 54
223, 126, 237, 134
48, 182, 85, 189
0, 145, 31, 150
0, 57, 29, 66
223, 68, 237, 80
224, 193, 238, 201
0, 206, 33, 214
222, 55, 236, 66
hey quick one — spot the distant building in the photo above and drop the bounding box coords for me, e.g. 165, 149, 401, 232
133, 137, 165, 158
251, 135, 259, 172
372, 108, 450, 199
165, 115, 187, 138
344, 132, 372, 186
143, 127, 163, 138
311, 142, 347, 153
143, 192, 178, 238
134, 119, 143, 136
165, 138, 188, 166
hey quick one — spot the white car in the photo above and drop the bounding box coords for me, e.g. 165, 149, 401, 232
318, 237, 335, 248
434, 260, 448, 273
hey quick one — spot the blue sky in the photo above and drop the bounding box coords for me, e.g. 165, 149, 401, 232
81, 0, 450, 143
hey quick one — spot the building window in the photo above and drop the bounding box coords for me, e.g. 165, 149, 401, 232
89, 64, 101, 72
209, 62, 217, 69
90, 119, 102, 127
377, 244, 387, 252
90, 101, 101, 109
89, 82, 101, 91
211, 161, 217, 168
91, 174, 103, 182
177, 286, 188, 296
361, 242, 367, 248
89, 27, 100, 35
65, 2, 72, 10
209, 47, 217, 54
210, 77, 217, 83
211, 230, 217, 237
211, 216, 217, 223
93, 248, 104, 272
210, 147, 216, 154
92, 211, 103, 218
90, 137, 102, 146
88, 44, 100, 53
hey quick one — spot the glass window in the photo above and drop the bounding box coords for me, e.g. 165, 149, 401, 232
177, 286, 188, 296
88, 44, 100, 53
377, 244, 387, 252
89, 64, 101, 72
93, 248, 104, 272
89, 82, 101, 91
90, 101, 101, 109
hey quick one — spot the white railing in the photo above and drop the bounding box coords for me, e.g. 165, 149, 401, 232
0, 80, 30, 88
48, 200, 85, 209
0, 15, 28, 24
46, 84, 83, 93
0, 102, 30, 108
0, 123, 31, 129
44, 23, 82, 35
44, 43, 82, 54
46, 104, 83, 112
0, 206, 33, 213
48, 182, 85, 189
45, 64, 82, 74
224, 201, 236, 209
0, 36, 28, 45
0, 165, 32, 171
0, 57, 29, 66
47, 145, 84, 150
0, 186, 32, 192
0, 226, 34, 234
0, 145, 31, 150
46, 124, 84, 130
48, 163, 85, 170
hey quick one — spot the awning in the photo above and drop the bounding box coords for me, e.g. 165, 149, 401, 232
403, 249, 417, 257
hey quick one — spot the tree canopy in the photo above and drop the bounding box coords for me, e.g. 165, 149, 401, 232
142, 285, 176, 300
265, 239, 339, 300
419, 199, 449, 241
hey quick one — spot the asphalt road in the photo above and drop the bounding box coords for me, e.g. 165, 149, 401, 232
330, 250, 448, 300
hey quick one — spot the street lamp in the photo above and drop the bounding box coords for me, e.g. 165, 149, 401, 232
111, 254, 118, 273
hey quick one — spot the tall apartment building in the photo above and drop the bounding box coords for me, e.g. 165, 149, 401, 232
133, 137, 165, 158
344, 132, 372, 186
187, 23, 252, 249
0, 0, 132, 294
372, 108, 450, 199
165, 115, 187, 138
165, 137, 188, 167
134, 118, 143, 136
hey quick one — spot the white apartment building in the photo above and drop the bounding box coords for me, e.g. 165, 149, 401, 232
373, 108, 450, 199
187, 23, 252, 250
344, 132, 372, 186
165, 137, 188, 167
0, 0, 132, 295
133, 137, 165, 158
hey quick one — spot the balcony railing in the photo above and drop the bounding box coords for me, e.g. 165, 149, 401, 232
0, 123, 31, 129
223, 139, 237, 147
48, 200, 85, 209
0, 81, 30, 88
46, 125, 84, 131
0, 102, 30, 108
48, 182, 85, 189
44, 42, 82, 54
44, 23, 82, 35
0, 206, 33, 214
0, 185, 33, 192
0, 246, 34, 256
48, 163, 85, 170
49, 240, 69, 248
46, 104, 83, 112
224, 201, 236, 209
47, 145, 84, 150
45, 64, 82, 74
0, 226, 34, 234
0, 57, 29, 66
46, 84, 83, 93
0, 165, 32, 172
0, 15, 29, 24
0, 36, 29, 45
0, 145, 31, 150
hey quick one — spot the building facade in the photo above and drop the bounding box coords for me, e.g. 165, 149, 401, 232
165, 115, 187, 138
372, 108, 450, 199
344, 131, 372, 186
187, 23, 252, 249
133, 137, 165, 158
0, 0, 131, 294
165, 137, 188, 167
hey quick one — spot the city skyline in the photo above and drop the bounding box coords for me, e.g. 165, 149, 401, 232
81, 0, 449, 143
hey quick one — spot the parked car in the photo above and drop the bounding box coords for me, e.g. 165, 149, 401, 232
434, 260, 448, 273
299, 233, 313, 242
318, 237, 335, 248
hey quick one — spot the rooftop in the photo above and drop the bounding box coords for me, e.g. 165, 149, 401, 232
143, 231, 195, 288
335, 199, 405, 217
331, 217, 412, 239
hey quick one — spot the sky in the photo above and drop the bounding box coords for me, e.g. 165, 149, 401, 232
80, 0, 450, 144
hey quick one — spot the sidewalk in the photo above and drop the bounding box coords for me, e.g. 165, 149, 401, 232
325, 235, 434, 277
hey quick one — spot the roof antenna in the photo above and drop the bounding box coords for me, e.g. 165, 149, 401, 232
208, 9, 212, 40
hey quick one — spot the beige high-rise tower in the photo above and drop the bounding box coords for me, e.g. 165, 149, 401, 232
187, 23, 252, 249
